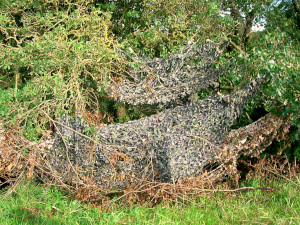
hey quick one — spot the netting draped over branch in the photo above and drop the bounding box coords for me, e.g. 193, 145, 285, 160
106, 40, 229, 106
0, 36, 290, 194
0, 113, 290, 202
51, 77, 264, 189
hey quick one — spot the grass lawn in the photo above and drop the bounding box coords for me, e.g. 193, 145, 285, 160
0, 177, 299, 225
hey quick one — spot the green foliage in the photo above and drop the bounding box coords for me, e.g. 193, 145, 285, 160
214, 0, 300, 159
225, 29, 299, 125
0, 0, 124, 138
118, 0, 231, 57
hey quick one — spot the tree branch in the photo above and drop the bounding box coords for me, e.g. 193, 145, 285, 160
230, 40, 249, 57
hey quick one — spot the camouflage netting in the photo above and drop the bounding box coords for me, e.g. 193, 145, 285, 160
214, 113, 290, 183
106, 40, 228, 107
51, 76, 268, 190
0, 113, 290, 203
12, 39, 285, 192
0, 39, 292, 204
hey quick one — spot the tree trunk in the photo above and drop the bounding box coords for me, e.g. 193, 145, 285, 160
293, 0, 300, 29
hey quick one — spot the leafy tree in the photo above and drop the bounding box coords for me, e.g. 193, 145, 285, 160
218, 0, 300, 157
220, 0, 270, 44
0, 0, 123, 138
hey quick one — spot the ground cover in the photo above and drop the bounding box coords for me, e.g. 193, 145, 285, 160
1, 174, 299, 225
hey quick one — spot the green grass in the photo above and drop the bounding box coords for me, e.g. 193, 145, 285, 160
0, 177, 299, 225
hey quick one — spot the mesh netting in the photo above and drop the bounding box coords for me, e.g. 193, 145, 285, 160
106, 40, 228, 107
0, 40, 291, 203
51, 75, 264, 189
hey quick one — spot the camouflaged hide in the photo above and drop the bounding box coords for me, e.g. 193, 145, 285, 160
106, 40, 228, 107
51, 77, 263, 190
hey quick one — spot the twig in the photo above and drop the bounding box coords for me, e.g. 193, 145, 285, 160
261, 167, 300, 188
230, 40, 249, 57
0, 171, 25, 199
212, 186, 272, 193
51, 206, 62, 212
